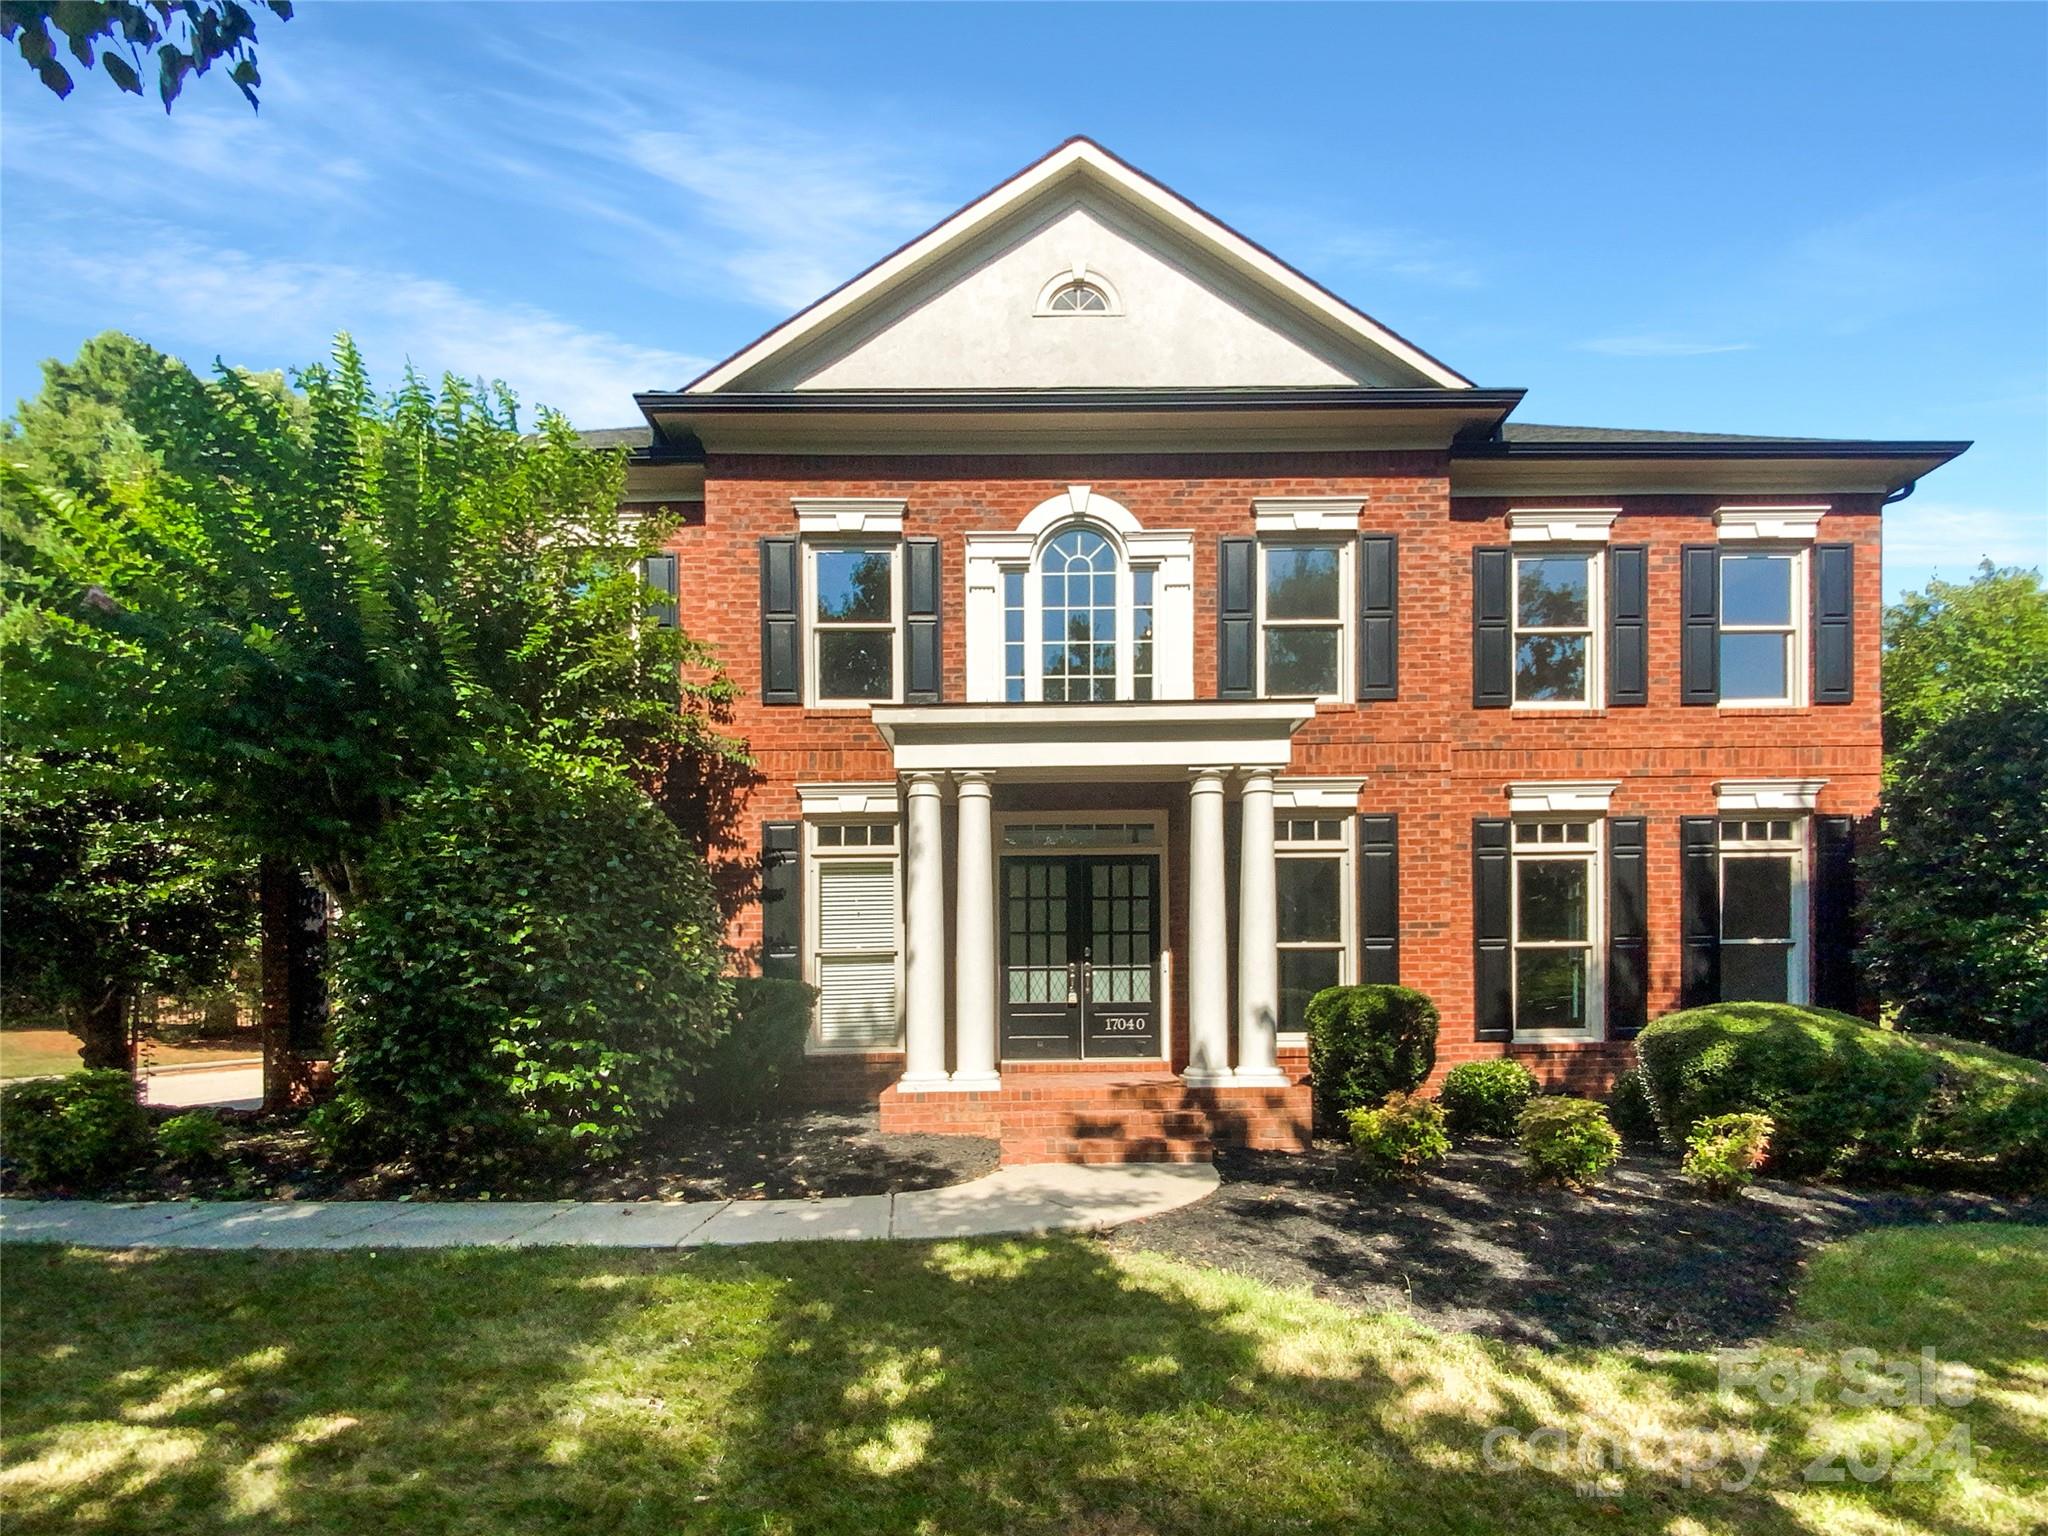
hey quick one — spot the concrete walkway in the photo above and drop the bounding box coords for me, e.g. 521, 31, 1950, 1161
0, 1162, 1218, 1252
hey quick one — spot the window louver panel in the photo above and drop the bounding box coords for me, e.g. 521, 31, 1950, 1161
818, 863, 897, 951
817, 956, 899, 1048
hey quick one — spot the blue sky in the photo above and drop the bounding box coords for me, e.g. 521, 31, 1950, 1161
3, 2, 2042, 595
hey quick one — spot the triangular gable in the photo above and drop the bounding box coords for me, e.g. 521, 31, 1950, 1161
686, 138, 1471, 393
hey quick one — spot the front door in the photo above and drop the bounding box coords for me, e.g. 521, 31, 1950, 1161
1000, 854, 1161, 1060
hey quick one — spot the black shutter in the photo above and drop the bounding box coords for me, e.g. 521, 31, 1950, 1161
904, 536, 941, 704
1607, 817, 1648, 1039
760, 821, 801, 980
1474, 818, 1512, 1040
1357, 534, 1398, 701
1358, 814, 1399, 984
1813, 543, 1855, 705
760, 537, 800, 705
1812, 815, 1859, 1011
1681, 545, 1719, 705
1608, 544, 1648, 706
1218, 536, 1256, 698
1680, 816, 1720, 1005
642, 552, 679, 630
1473, 547, 1512, 708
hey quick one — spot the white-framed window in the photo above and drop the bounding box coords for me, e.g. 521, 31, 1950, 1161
1277, 816, 1353, 1040
1719, 549, 1806, 706
1511, 818, 1603, 1039
1719, 817, 1809, 1003
1045, 281, 1110, 313
807, 542, 901, 706
1259, 541, 1350, 700
808, 819, 902, 1051
998, 522, 1159, 702
1513, 550, 1601, 706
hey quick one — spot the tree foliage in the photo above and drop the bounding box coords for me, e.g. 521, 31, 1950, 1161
1, 1, 291, 110
1881, 562, 2048, 753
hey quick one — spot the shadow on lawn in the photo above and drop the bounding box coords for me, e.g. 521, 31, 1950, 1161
0, 1235, 2037, 1536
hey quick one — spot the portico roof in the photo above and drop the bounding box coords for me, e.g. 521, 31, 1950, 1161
869, 700, 1317, 778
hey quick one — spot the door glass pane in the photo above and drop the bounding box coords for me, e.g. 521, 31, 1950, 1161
817, 630, 893, 698
1277, 857, 1342, 942
1722, 944, 1790, 1003
1265, 626, 1340, 695
1517, 858, 1588, 942
814, 548, 893, 622
1721, 632, 1789, 701
1723, 855, 1793, 941
1264, 546, 1341, 619
1279, 948, 1341, 1035
1721, 554, 1791, 626
1515, 635, 1588, 702
1516, 555, 1589, 628
1516, 949, 1587, 1031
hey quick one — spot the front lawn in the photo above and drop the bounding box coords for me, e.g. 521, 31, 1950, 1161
2, 1226, 2042, 1534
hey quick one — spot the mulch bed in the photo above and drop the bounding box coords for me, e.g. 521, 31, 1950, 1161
1107, 1140, 2042, 1350
15, 1106, 997, 1205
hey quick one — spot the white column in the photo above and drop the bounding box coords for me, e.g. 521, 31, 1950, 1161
900, 772, 949, 1088
950, 773, 1000, 1090
1183, 769, 1233, 1086
1234, 768, 1286, 1085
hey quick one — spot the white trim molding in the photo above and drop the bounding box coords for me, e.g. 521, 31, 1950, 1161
1252, 497, 1366, 534
1509, 508, 1620, 545
1505, 780, 1620, 815
872, 700, 1315, 777
796, 782, 902, 817
1716, 779, 1827, 813
1715, 505, 1827, 542
1274, 776, 1366, 811
793, 497, 907, 536
1032, 263, 1124, 317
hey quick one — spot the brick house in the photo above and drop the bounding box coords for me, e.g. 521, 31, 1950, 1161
613, 139, 1966, 1164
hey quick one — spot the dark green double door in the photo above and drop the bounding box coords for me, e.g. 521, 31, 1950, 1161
1000, 855, 1160, 1060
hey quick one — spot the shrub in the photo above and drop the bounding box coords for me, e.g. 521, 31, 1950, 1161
332, 742, 730, 1165
1438, 1058, 1538, 1138
155, 1110, 229, 1170
1683, 1112, 1775, 1199
1635, 1003, 2048, 1184
1517, 1096, 1622, 1187
688, 976, 818, 1119
1606, 1068, 1664, 1147
0, 1070, 151, 1188
1346, 1091, 1451, 1180
1307, 985, 1439, 1126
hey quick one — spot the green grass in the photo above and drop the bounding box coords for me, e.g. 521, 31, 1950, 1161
0, 1030, 85, 1080
1, 1226, 2042, 1535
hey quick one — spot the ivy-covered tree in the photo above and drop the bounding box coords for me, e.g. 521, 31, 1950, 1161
2, 1, 291, 110
0, 751, 252, 1069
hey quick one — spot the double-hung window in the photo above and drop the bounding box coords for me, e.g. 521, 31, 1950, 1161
810, 820, 901, 1050
1719, 550, 1804, 705
1259, 543, 1347, 699
1511, 819, 1602, 1036
1719, 818, 1807, 1002
809, 544, 900, 704
1513, 552, 1599, 705
1276, 817, 1352, 1038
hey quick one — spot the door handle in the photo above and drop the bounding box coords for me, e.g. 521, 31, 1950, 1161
1066, 961, 1079, 1006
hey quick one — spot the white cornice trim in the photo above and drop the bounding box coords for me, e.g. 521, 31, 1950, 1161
1252, 497, 1366, 534
1509, 508, 1619, 545
1274, 776, 1366, 810
1715, 505, 1827, 542
1506, 780, 1620, 815
793, 497, 908, 536
796, 782, 902, 817
1716, 779, 1827, 813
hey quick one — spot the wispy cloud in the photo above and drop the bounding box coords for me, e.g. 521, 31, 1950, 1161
1882, 500, 2047, 584
1577, 334, 1756, 358
1261, 218, 1484, 291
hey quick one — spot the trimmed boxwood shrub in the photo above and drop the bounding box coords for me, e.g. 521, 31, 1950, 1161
1306, 984, 1439, 1127
0, 1070, 151, 1188
1517, 1096, 1622, 1187
1635, 1002, 2048, 1185
1438, 1058, 1539, 1138
688, 976, 819, 1119
1606, 1068, 1663, 1148
1346, 1091, 1450, 1180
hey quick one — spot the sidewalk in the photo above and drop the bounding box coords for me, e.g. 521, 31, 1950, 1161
0, 1162, 1218, 1251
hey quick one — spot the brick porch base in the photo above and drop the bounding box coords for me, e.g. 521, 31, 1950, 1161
879, 1064, 1312, 1165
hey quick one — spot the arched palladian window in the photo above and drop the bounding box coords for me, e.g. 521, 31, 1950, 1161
1044, 280, 1110, 313
1001, 523, 1155, 702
